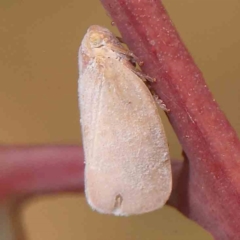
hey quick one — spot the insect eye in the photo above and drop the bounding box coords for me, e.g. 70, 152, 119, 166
89, 33, 104, 48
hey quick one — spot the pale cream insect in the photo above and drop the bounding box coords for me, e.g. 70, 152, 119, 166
78, 25, 172, 216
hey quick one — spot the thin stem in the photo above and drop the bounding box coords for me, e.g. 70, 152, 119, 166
0, 201, 24, 240
0, 145, 84, 200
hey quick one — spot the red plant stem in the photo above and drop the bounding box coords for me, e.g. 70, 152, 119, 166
0, 146, 84, 201
100, 0, 240, 239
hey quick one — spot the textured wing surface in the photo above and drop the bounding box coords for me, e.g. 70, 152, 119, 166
79, 58, 171, 216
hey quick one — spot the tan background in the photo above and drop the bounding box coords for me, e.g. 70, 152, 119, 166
1, 0, 240, 239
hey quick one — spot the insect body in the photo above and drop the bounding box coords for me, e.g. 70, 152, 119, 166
78, 25, 172, 216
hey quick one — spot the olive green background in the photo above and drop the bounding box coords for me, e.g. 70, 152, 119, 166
1, 0, 240, 239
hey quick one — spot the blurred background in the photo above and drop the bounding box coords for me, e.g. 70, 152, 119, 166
1, 0, 240, 239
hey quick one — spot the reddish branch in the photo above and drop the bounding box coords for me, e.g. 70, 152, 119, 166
0, 146, 84, 201
100, 0, 240, 239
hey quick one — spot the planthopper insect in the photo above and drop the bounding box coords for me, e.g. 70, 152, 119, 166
78, 25, 172, 216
